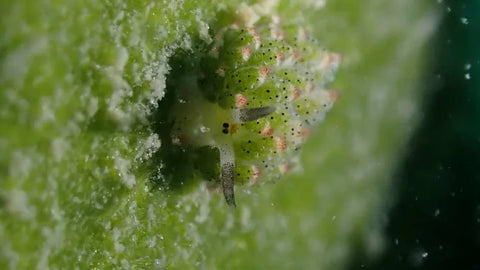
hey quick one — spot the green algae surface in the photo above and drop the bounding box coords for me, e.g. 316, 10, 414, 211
0, 0, 438, 269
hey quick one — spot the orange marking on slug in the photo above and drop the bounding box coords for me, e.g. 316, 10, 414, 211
248, 28, 262, 49
275, 137, 287, 152
252, 165, 262, 180
258, 66, 270, 83
298, 127, 313, 140
271, 25, 285, 40
291, 50, 302, 61
235, 94, 247, 107
278, 163, 291, 174
320, 53, 342, 70
290, 86, 301, 101
305, 82, 315, 92
329, 90, 341, 102
241, 46, 252, 61
210, 46, 219, 58
260, 123, 274, 137
297, 27, 310, 41
216, 66, 225, 77
276, 52, 285, 66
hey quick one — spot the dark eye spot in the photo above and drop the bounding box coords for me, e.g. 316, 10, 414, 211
223, 123, 229, 128
222, 129, 229, 134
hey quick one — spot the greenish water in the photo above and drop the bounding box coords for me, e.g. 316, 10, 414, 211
350, 0, 480, 269
0, 1, 443, 269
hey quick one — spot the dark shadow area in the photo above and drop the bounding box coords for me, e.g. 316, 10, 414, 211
348, 1, 480, 269
144, 45, 221, 192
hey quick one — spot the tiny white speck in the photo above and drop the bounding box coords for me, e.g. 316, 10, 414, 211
465, 73, 471, 80
422, 252, 428, 258
460, 17, 469, 24
200, 126, 210, 133
434, 209, 440, 217
332, 215, 336, 221
464, 63, 471, 70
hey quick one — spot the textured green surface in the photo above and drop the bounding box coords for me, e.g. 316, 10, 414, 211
0, 0, 438, 269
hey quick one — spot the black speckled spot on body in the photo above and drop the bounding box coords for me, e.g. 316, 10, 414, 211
221, 162, 236, 207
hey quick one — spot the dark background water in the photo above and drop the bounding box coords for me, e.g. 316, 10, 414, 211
349, 0, 480, 269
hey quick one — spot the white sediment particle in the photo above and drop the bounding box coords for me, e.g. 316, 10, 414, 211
5, 189, 36, 220
0, 231, 19, 270
0, 37, 48, 88
8, 149, 39, 180
186, 222, 202, 248
50, 137, 70, 162
148, 204, 156, 222
37, 221, 66, 270
143, 52, 171, 106
154, 256, 166, 268
135, 133, 161, 161
114, 152, 136, 188
194, 198, 210, 224
460, 17, 469, 25
302, 0, 326, 9
156, 26, 169, 41
180, 34, 193, 51
149, 75, 166, 103
87, 96, 99, 117
2, 89, 29, 124
236, 3, 261, 27
106, 47, 133, 129
128, 200, 137, 214
147, 235, 157, 248
37, 97, 56, 128
112, 228, 125, 253
121, 259, 130, 269
465, 73, 471, 80
240, 206, 253, 232
194, 9, 212, 43
115, 46, 129, 72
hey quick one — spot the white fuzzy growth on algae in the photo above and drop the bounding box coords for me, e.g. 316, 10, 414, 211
0, 0, 441, 269
114, 152, 136, 189
4, 189, 37, 220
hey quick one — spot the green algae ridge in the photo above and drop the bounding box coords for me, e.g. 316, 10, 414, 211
0, 0, 438, 269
